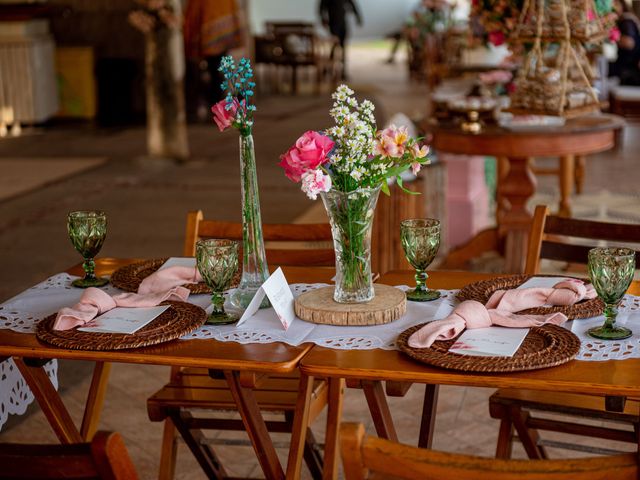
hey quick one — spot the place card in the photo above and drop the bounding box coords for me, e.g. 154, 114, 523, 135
78, 305, 170, 334
237, 267, 295, 330
449, 327, 529, 357
158, 257, 197, 270
517, 276, 572, 290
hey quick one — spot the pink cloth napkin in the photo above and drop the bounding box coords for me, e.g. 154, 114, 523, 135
53, 265, 201, 331
137, 265, 202, 295
407, 279, 596, 349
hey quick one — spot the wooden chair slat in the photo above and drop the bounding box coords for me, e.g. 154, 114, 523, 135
0, 432, 137, 480
544, 215, 640, 243
341, 423, 638, 480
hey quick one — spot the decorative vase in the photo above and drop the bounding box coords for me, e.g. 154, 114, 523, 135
230, 132, 270, 309
320, 185, 381, 303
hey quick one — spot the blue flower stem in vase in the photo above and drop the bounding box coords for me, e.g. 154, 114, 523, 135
231, 132, 270, 309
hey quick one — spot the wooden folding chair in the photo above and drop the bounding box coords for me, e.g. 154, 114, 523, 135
340, 422, 637, 480
490, 204, 640, 459
0, 431, 138, 479
148, 211, 333, 479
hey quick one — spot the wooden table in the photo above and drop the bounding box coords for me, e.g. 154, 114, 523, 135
293, 270, 640, 479
432, 114, 625, 273
0, 258, 335, 480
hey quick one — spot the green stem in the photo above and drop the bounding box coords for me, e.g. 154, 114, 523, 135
211, 292, 225, 314
414, 270, 428, 293
83, 258, 96, 281
603, 303, 618, 330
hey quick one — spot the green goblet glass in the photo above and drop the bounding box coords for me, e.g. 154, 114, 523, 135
400, 218, 441, 302
196, 239, 240, 325
67, 211, 109, 288
587, 247, 636, 340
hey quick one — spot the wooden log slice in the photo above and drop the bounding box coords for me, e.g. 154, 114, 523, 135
294, 285, 407, 326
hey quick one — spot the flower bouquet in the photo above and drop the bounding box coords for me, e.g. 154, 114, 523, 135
211, 56, 268, 309
280, 85, 430, 303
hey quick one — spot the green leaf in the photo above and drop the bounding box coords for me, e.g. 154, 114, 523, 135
396, 176, 420, 195
381, 181, 391, 196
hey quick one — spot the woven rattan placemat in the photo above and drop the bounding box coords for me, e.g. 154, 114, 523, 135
456, 274, 603, 320
110, 258, 211, 295
36, 301, 206, 351
397, 323, 581, 372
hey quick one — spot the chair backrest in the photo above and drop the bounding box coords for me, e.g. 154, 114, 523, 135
183, 210, 334, 267
525, 205, 640, 274
340, 422, 637, 480
0, 431, 138, 479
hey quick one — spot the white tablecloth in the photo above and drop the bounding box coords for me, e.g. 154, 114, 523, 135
2, 272, 640, 431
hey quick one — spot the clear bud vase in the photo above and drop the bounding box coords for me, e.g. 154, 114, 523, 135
320, 185, 381, 303
231, 132, 270, 309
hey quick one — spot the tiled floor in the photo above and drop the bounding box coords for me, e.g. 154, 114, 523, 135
0, 41, 639, 479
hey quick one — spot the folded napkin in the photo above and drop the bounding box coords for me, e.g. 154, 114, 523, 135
408, 279, 596, 349
53, 265, 200, 331
137, 265, 202, 295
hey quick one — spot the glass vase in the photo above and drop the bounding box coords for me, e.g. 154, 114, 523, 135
230, 133, 270, 309
320, 185, 381, 303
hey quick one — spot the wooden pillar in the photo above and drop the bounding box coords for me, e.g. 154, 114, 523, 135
145, 0, 189, 161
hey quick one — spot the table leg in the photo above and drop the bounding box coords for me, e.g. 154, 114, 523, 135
286, 373, 315, 480
558, 155, 574, 217
574, 154, 586, 194
80, 361, 111, 440
362, 380, 398, 441
497, 156, 537, 273
418, 384, 439, 449
14, 357, 82, 443
323, 378, 345, 480
223, 370, 285, 480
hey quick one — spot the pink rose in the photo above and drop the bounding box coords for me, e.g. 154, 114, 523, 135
488, 30, 505, 46
609, 27, 621, 43
211, 99, 239, 132
279, 131, 334, 182
300, 169, 332, 200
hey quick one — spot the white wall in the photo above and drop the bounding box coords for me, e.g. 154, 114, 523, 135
248, 0, 421, 39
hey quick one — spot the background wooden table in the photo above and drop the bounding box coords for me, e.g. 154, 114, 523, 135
432, 114, 625, 273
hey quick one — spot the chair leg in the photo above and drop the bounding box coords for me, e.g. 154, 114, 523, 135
495, 418, 514, 459
362, 380, 398, 441
169, 410, 227, 479
158, 419, 178, 480
509, 406, 548, 460
302, 427, 324, 480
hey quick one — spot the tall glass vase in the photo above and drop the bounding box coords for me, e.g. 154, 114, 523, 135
320, 185, 381, 303
231, 133, 270, 309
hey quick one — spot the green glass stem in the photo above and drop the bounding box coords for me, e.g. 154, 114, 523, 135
83, 258, 97, 281
602, 303, 619, 330
211, 292, 226, 315
414, 270, 428, 293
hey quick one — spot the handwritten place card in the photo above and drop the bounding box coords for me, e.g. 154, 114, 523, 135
158, 257, 197, 270
78, 305, 170, 334
237, 267, 296, 330
449, 327, 529, 357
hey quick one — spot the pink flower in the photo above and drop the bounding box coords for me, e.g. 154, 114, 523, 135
374, 125, 409, 158
300, 169, 332, 200
411, 162, 422, 175
279, 131, 334, 182
609, 27, 621, 43
587, 9, 596, 21
488, 30, 506, 46
411, 143, 429, 159
211, 99, 239, 132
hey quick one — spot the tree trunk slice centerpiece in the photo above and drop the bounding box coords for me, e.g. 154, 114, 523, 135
294, 285, 407, 326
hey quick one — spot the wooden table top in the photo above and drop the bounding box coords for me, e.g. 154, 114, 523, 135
432, 114, 624, 157
301, 270, 640, 397
0, 258, 335, 374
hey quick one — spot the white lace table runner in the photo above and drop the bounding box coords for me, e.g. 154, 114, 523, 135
2, 273, 640, 431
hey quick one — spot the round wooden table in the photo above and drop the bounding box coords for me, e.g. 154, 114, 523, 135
432, 114, 625, 273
